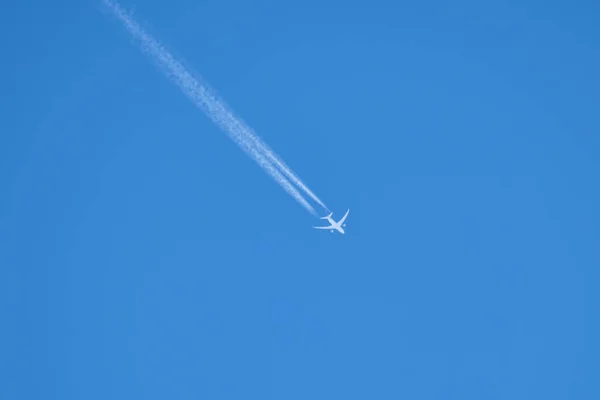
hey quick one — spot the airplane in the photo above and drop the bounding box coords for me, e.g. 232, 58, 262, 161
313, 209, 350, 234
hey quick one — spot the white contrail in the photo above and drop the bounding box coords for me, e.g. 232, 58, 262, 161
227, 117, 330, 211
103, 0, 322, 216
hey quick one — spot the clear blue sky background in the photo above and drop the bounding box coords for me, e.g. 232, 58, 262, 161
1, 0, 598, 398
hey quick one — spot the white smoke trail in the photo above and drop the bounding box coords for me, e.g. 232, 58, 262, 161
103, 0, 321, 216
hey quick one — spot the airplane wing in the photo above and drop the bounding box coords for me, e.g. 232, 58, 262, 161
313, 224, 334, 230
337, 209, 350, 225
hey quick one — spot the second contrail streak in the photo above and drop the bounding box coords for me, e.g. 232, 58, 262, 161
103, 0, 328, 216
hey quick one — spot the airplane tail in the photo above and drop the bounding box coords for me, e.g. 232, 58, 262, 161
320, 212, 333, 220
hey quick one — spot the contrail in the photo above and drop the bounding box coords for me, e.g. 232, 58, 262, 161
102, 0, 324, 215
228, 118, 330, 211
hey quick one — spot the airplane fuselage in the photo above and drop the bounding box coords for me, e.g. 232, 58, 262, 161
324, 218, 345, 234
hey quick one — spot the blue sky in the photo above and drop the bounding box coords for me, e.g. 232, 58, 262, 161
1, 0, 598, 398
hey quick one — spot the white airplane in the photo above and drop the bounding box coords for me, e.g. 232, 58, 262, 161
313, 209, 350, 234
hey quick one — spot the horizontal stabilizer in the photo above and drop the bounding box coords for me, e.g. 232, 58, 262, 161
320, 212, 333, 220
